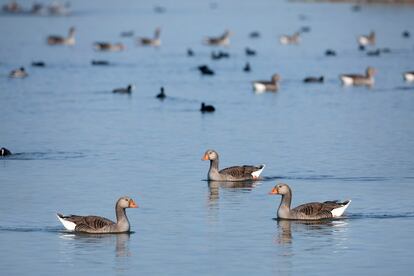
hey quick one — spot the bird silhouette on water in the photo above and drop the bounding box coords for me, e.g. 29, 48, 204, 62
200, 102, 215, 112
198, 65, 215, 76
156, 87, 166, 99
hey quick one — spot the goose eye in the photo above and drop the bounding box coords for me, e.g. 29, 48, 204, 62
125, 198, 128, 201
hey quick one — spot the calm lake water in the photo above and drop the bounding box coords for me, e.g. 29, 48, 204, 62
1, 0, 414, 275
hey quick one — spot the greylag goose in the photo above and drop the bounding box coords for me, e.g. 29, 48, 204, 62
403, 71, 414, 82
340, 67, 376, 86
253, 74, 280, 92
94, 42, 125, 52
303, 76, 324, 83
202, 149, 265, 181
279, 32, 300, 45
47, 27, 76, 46
156, 87, 166, 99
204, 30, 232, 46
357, 31, 375, 47
113, 84, 134, 94
137, 27, 161, 47
0, 147, 12, 156
200, 102, 215, 112
57, 196, 138, 234
269, 183, 351, 220
9, 67, 28, 78
198, 65, 215, 76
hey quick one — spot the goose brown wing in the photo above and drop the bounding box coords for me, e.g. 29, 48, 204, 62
291, 202, 333, 219
61, 215, 115, 231
219, 165, 261, 177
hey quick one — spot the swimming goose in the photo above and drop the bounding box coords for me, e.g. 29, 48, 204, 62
9, 67, 28, 78
340, 67, 376, 86
94, 42, 125, 52
156, 87, 166, 99
358, 31, 375, 47
204, 30, 232, 46
113, 84, 134, 94
279, 32, 300, 45
138, 27, 161, 47
303, 76, 324, 83
47, 27, 75, 46
57, 196, 138, 234
403, 72, 414, 82
269, 183, 351, 220
200, 102, 215, 112
202, 149, 265, 181
0, 147, 12, 156
253, 74, 280, 92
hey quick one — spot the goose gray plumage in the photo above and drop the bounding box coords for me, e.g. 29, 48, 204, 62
340, 67, 376, 86
94, 42, 125, 52
204, 30, 232, 46
269, 183, 351, 220
253, 74, 280, 92
358, 31, 375, 47
57, 196, 138, 234
9, 67, 28, 78
202, 149, 265, 181
138, 27, 161, 47
47, 27, 76, 46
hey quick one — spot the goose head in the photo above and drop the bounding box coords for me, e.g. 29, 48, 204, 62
117, 196, 138, 209
366, 67, 376, 77
154, 27, 161, 38
271, 74, 281, 83
202, 149, 218, 161
68, 27, 76, 36
269, 183, 291, 195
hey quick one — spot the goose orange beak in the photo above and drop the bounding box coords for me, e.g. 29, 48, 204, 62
129, 200, 138, 208
202, 154, 209, 161
268, 187, 279, 195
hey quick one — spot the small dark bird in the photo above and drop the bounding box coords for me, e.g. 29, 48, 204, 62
366, 49, 381, 57
243, 62, 251, 72
91, 60, 110, 66
211, 51, 230, 60
245, 47, 256, 56
156, 87, 166, 99
249, 31, 260, 39
31, 61, 46, 67
402, 30, 410, 38
187, 48, 194, 57
200, 102, 215, 112
112, 84, 134, 94
300, 26, 311, 33
325, 49, 337, 56
198, 65, 215, 76
303, 76, 324, 83
359, 45, 366, 51
0, 147, 12, 157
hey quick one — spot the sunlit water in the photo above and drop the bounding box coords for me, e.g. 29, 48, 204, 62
1, 0, 414, 274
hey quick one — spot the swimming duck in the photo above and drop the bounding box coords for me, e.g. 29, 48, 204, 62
9, 67, 28, 78
120, 31, 134, 37
47, 27, 76, 45
279, 32, 300, 45
243, 62, 251, 72
211, 51, 230, 60
112, 84, 134, 94
249, 31, 260, 39
198, 65, 215, 76
358, 31, 375, 47
204, 30, 232, 46
202, 149, 265, 181
402, 30, 410, 38
325, 49, 337, 56
403, 72, 414, 82
137, 27, 161, 47
303, 76, 324, 83
245, 47, 256, 56
340, 67, 376, 86
366, 49, 381, 56
253, 74, 280, 92
57, 196, 138, 234
269, 183, 351, 220
0, 147, 12, 156
94, 42, 125, 52
200, 102, 215, 112
91, 60, 110, 66
31, 61, 45, 67
156, 87, 166, 99
187, 48, 194, 57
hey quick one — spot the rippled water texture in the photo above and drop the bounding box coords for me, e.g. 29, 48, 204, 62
1, 0, 414, 275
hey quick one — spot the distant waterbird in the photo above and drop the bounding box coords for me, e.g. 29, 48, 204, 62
0, 147, 12, 157
340, 67, 376, 86
156, 87, 166, 99
403, 72, 414, 82
9, 67, 28, 78
200, 102, 215, 112
204, 30, 232, 46
245, 47, 256, 56
198, 65, 215, 76
47, 27, 76, 46
303, 76, 324, 83
280, 32, 300, 45
31, 61, 45, 67
358, 31, 375, 47
112, 84, 134, 94
243, 62, 251, 72
94, 42, 125, 52
137, 27, 161, 47
253, 74, 280, 92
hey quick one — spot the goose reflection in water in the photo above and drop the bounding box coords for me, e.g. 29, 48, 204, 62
276, 219, 348, 245
59, 232, 131, 257
207, 180, 257, 205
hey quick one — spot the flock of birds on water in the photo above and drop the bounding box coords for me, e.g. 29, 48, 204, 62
2, 1, 414, 234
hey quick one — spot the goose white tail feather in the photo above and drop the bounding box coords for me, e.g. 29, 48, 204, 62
57, 214, 76, 231
340, 76, 354, 85
251, 164, 265, 179
331, 200, 351, 217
